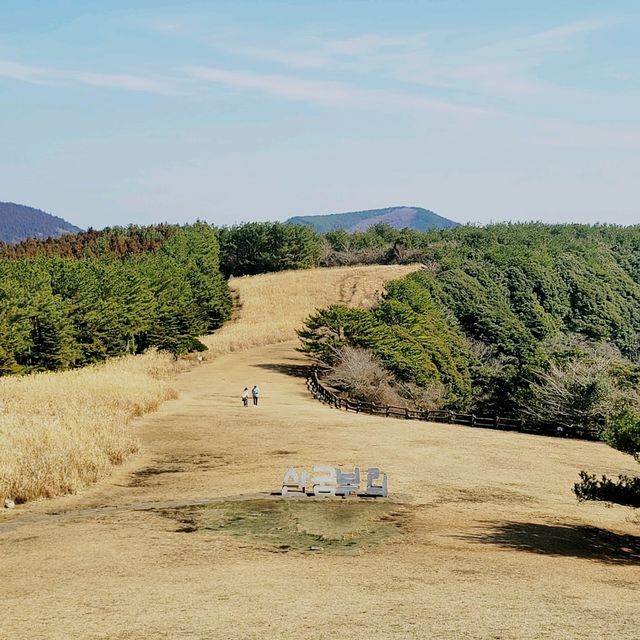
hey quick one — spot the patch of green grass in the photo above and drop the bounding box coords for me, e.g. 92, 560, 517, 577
199, 498, 406, 554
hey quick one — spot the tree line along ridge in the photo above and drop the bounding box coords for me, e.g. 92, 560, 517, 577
0, 223, 232, 374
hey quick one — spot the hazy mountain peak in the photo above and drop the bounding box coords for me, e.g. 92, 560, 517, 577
286, 206, 457, 233
0, 202, 82, 244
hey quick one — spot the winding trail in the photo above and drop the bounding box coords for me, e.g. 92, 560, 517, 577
1, 267, 639, 640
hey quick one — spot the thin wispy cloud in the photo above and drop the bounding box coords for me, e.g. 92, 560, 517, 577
416, 18, 618, 102
183, 65, 495, 116
0, 16, 624, 117
220, 18, 618, 106
0, 60, 175, 94
0, 55, 493, 116
222, 33, 431, 72
324, 34, 426, 56
225, 46, 330, 70
67, 71, 172, 93
424, 61, 585, 104
0, 61, 58, 86
521, 17, 619, 51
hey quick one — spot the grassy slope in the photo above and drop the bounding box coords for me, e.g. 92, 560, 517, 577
1, 263, 638, 639
0, 264, 417, 504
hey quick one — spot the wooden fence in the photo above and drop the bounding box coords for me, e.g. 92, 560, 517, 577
306, 368, 599, 441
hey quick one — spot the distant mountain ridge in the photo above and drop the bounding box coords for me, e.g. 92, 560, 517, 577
286, 206, 458, 233
0, 202, 82, 244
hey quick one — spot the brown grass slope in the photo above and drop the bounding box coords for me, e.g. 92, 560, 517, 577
1, 263, 639, 640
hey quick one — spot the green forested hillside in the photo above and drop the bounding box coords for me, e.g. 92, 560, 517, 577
0, 220, 328, 376
0, 223, 231, 375
0, 224, 177, 259
301, 223, 640, 440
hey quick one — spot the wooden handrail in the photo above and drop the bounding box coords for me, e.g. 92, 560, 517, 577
306, 366, 599, 442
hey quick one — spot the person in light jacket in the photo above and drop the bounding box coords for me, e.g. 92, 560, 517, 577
241, 387, 249, 407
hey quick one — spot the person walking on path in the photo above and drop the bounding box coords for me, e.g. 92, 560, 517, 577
242, 387, 249, 407
252, 385, 260, 406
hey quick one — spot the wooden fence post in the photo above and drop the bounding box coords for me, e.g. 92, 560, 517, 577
308, 368, 593, 443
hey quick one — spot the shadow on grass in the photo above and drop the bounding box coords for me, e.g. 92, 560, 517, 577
128, 465, 181, 487
461, 521, 640, 565
254, 362, 311, 378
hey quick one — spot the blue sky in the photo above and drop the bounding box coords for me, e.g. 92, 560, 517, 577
1, 1, 639, 228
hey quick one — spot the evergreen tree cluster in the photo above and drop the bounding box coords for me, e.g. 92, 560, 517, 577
0, 223, 231, 375
323, 222, 429, 253
0, 219, 327, 375
301, 223, 640, 442
0, 224, 178, 259
217, 222, 322, 277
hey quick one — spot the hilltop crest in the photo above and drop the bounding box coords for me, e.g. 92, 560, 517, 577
286, 206, 458, 233
0, 201, 82, 243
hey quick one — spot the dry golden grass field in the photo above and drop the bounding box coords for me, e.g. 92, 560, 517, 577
1, 264, 639, 639
0, 265, 412, 504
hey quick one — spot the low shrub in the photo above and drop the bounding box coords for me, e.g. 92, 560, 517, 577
325, 346, 408, 407
574, 471, 640, 508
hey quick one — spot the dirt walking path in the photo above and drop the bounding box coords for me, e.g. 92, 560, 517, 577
2, 269, 640, 639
